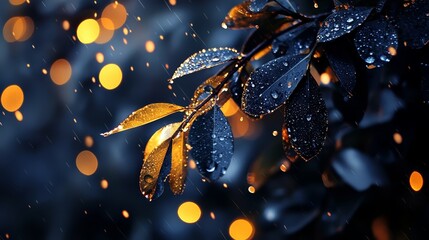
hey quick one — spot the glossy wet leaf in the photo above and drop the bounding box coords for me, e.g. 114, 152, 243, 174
223, 1, 274, 29
188, 106, 234, 180
354, 19, 398, 67
242, 54, 311, 117
248, 0, 268, 12
317, 7, 373, 43
169, 131, 187, 195
332, 149, 387, 191
325, 44, 356, 94
284, 76, 328, 160
140, 123, 181, 200
172, 48, 239, 80
144, 122, 181, 157
272, 22, 318, 58
397, 0, 429, 49
101, 103, 184, 137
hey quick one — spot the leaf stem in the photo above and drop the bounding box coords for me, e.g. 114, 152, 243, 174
173, 20, 309, 138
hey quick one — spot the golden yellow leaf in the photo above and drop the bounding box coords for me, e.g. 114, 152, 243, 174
139, 139, 170, 201
169, 131, 187, 195
144, 122, 182, 158
101, 103, 184, 137
139, 122, 182, 200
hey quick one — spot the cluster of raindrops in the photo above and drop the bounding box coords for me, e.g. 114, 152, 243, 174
188, 106, 234, 180
171, 48, 239, 80
284, 76, 328, 160
317, 7, 373, 43
354, 19, 398, 67
243, 54, 310, 117
272, 22, 318, 58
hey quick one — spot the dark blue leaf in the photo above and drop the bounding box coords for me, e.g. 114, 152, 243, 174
172, 48, 239, 80
354, 19, 398, 67
242, 54, 311, 117
325, 44, 356, 94
272, 22, 318, 58
317, 7, 373, 43
189, 106, 234, 181
397, 0, 429, 49
284, 75, 328, 160
332, 149, 387, 191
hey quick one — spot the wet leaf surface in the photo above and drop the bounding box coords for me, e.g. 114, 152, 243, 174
139, 123, 181, 200
169, 131, 187, 195
172, 48, 239, 80
317, 7, 373, 43
325, 44, 356, 94
242, 54, 311, 117
223, 1, 274, 29
188, 106, 234, 180
272, 22, 318, 58
101, 103, 184, 137
397, 0, 429, 49
354, 19, 398, 67
332, 148, 387, 191
284, 75, 328, 160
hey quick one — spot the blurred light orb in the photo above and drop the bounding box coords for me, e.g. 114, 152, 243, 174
96, 52, 105, 63
3, 16, 34, 42
15, 110, 23, 121
95, 18, 114, 44
122, 210, 130, 218
99, 64, 123, 90
169, 0, 176, 6
50, 59, 72, 85
1, 85, 24, 112
229, 218, 255, 240
62, 20, 70, 31
145, 40, 155, 53
221, 98, 239, 117
84, 135, 94, 148
320, 72, 331, 85
101, 3, 127, 30
100, 179, 109, 189
76, 150, 98, 176
177, 201, 201, 224
9, 0, 26, 5
77, 19, 100, 44
410, 171, 423, 192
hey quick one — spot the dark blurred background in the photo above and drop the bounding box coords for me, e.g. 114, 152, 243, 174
0, 0, 276, 239
2, 1, 429, 240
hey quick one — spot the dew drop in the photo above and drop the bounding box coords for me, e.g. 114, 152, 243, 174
207, 166, 215, 172
144, 175, 154, 183
212, 57, 220, 62
306, 114, 312, 121
204, 85, 214, 93
283, 61, 288, 67
292, 137, 297, 142
271, 91, 279, 99
212, 134, 216, 138
347, 18, 354, 23
365, 56, 375, 64
380, 55, 390, 62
